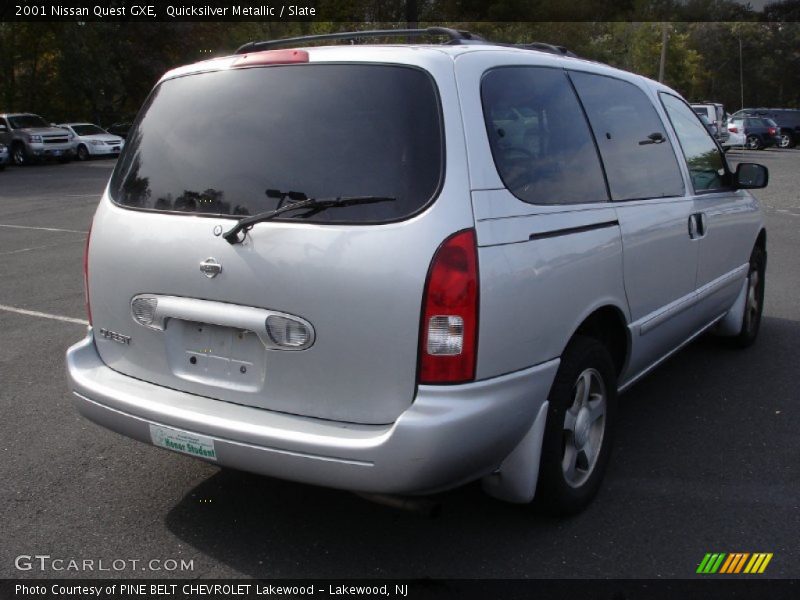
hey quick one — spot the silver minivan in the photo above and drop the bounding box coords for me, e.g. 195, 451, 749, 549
66, 29, 768, 514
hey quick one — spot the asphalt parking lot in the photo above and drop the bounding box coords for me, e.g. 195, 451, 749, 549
1, 149, 799, 580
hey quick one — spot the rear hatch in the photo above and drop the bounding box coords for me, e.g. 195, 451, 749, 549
87, 58, 468, 424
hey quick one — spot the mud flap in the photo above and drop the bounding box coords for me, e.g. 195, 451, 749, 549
481, 400, 549, 503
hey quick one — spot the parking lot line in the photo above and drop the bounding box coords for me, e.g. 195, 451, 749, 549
0, 223, 88, 234
0, 303, 88, 326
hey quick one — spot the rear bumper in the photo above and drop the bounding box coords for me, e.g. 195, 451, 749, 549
66, 332, 559, 495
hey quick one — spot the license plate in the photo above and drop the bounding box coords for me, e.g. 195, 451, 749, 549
149, 424, 217, 461
53, 150, 62, 156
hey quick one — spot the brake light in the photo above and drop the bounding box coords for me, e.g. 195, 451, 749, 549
768, 127, 777, 135
419, 229, 479, 384
729, 126, 738, 133
231, 49, 309, 68
83, 220, 92, 325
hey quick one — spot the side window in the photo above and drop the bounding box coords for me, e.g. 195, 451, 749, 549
660, 93, 730, 193
480, 67, 608, 205
569, 71, 685, 201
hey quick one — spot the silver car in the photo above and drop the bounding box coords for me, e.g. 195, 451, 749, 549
0, 113, 76, 164
66, 29, 768, 514
58, 123, 125, 161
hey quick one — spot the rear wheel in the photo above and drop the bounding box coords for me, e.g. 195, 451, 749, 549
746, 134, 762, 150
732, 245, 766, 348
777, 131, 794, 149
535, 335, 617, 515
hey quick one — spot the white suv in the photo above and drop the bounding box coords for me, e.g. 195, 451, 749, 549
66, 28, 768, 514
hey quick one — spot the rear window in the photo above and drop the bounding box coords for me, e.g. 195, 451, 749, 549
110, 64, 444, 223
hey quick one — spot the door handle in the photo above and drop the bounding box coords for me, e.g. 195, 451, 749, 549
688, 213, 707, 240
696, 212, 707, 237
688, 214, 698, 239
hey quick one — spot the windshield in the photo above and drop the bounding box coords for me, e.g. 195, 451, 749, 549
110, 64, 444, 223
72, 124, 107, 136
9, 115, 49, 129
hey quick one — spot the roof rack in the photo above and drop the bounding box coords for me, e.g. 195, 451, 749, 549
514, 42, 577, 58
235, 27, 484, 54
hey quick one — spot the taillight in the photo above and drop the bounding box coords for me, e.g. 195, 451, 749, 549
768, 127, 777, 135
419, 229, 479, 384
729, 126, 738, 133
231, 49, 309, 68
83, 220, 92, 325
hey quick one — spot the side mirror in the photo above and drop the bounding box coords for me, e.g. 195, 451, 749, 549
735, 163, 768, 189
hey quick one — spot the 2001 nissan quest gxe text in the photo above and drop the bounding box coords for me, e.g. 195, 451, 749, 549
66, 28, 769, 514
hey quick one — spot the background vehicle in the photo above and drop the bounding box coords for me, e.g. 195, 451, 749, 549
59, 123, 125, 161
105, 121, 132, 139
0, 113, 75, 165
691, 102, 729, 146
726, 119, 746, 147
729, 116, 779, 150
731, 108, 800, 148
0, 142, 9, 169
697, 113, 718, 138
66, 29, 768, 516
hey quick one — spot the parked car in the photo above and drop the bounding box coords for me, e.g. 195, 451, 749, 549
691, 102, 729, 146
729, 116, 779, 150
0, 113, 76, 165
731, 108, 800, 148
66, 29, 768, 515
697, 113, 718, 137
58, 123, 125, 161
726, 119, 746, 148
105, 122, 132, 139
0, 142, 9, 169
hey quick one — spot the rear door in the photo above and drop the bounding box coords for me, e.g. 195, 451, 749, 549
568, 71, 699, 380
88, 58, 474, 425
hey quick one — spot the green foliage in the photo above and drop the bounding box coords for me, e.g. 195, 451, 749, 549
0, 15, 798, 126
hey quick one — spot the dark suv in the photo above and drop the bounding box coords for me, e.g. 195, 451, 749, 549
732, 108, 800, 148
729, 116, 780, 150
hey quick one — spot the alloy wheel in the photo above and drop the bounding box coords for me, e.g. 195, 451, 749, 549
562, 368, 607, 488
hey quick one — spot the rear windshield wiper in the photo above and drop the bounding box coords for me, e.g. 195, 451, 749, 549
222, 195, 396, 244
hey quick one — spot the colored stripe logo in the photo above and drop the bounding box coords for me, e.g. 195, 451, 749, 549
697, 552, 773, 574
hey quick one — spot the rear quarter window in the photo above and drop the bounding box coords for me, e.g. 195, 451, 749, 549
480, 66, 609, 205
110, 64, 444, 224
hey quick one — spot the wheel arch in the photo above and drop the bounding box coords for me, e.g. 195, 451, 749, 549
570, 305, 630, 379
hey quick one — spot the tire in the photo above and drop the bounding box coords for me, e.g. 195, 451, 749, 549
535, 335, 617, 515
731, 245, 766, 348
12, 142, 28, 166
76, 144, 89, 161
745, 134, 762, 150
777, 132, 794, 149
